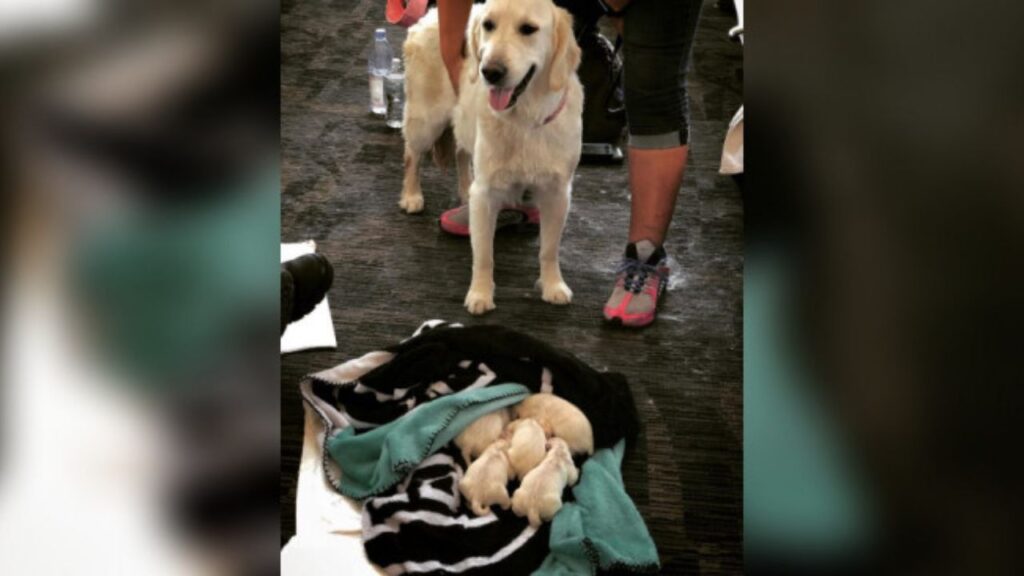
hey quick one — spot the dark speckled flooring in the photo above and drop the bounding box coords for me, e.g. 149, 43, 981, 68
281, 0, 743, 573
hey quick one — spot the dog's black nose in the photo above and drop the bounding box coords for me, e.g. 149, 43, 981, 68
481, 64, 507, 85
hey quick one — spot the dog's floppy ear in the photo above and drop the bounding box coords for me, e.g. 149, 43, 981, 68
467, 12, 482, 84
547, 7, 580, 93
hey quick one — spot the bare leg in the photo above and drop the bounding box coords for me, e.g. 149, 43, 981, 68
535, 184, 572, 304
464, 182, 498, 314
627, 145, 688, 246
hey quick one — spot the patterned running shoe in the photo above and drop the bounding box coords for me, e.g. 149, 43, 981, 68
438, 204, 541, 237
603, 240, 670, 328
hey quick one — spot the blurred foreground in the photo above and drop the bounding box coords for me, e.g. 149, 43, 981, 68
1, 1, 279, 574
747, 1, 1023, 574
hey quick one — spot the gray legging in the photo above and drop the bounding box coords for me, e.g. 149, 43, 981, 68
620, 0, 703, 149
556, 0, 703, 148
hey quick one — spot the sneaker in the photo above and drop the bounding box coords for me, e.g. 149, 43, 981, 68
439, 204, 541, 237
603, 240, 670, 328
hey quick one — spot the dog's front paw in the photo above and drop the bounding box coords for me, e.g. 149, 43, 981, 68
399, 193, 425, 214
464, 288, 496, 315
541, 281, 573, 305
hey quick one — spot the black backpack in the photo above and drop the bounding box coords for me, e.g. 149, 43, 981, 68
577, 29, 626, 148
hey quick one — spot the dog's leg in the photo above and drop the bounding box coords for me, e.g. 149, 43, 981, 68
465, 182, 498, 315
400, 115, 449, 213
528, 508, 542, 528
567, 463, 580, 486
399, 144, 425, 213
456, 149, 473, 204
535, 183, 573, 305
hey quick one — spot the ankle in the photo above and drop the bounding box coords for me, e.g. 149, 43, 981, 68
627, 237, 663, 249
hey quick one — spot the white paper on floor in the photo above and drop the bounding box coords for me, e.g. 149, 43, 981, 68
281, 240, 337, 354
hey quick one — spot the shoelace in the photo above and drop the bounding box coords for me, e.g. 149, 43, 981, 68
616, 258, 664, 294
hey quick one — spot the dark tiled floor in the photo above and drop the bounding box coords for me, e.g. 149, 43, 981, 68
281, 1, 743, 573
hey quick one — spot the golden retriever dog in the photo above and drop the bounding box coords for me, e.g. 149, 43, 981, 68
511, 437, 579, 527
514, 393, 594, 455
402, 0, 583, 314
458, 438, 514, 516
503, 417, 548, 480
454, 407, 511, 464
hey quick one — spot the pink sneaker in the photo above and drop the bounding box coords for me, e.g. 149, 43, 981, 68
438, 204, 541, 237
603, 241, 670, 328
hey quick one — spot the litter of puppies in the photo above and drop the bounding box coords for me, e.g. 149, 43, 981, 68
457, 395, 592, 523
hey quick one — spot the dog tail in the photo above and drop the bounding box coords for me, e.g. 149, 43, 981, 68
431, 126, 456, 173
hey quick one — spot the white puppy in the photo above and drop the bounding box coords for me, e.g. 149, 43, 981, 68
454, 407, 511, 464
458, 439, 513, 516
514, 393, 594, 455
402, 0, 583, 314
511, 437, 579, 527
504, 418, 547, 480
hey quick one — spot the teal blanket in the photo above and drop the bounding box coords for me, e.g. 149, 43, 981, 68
325, 381, 658, 574
534, 440, 660, 575
326, 383, 530, 499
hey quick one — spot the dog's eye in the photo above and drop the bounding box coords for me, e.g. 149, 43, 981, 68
482, 19, 495, 32
519, 23, 538, 36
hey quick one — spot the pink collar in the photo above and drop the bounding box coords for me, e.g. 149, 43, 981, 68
541, 90, 569, 126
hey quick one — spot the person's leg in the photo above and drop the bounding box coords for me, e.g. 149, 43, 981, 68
604, 0, 702, 327
628, 147, 688, 245
623, 0, 701, 247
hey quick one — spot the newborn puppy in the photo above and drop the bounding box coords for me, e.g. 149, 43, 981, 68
514, 393, 594, 455
455, 407, 511, 464
504, 418, 547, 480
511, 437, 579, 527
458, 439, 513, 516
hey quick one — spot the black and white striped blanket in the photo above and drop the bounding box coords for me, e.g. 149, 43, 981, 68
301, 321, 639, 575
307, 320, 639, 448
361, 446, 552, 575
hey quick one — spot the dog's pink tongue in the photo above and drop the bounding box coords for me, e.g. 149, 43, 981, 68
488, 87, 514, 111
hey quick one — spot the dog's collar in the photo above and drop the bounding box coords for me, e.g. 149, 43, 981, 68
540, 89, 569, 126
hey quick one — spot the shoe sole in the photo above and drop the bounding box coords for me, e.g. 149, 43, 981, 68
439, 211, 540, 237
603, 312, 656, 328
603, 289, 665, 329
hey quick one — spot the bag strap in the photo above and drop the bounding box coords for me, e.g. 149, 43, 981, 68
606, 34, 625, 115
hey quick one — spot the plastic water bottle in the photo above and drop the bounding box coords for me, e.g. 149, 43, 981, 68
368, 28, 392, 116
385, 57, 404, 129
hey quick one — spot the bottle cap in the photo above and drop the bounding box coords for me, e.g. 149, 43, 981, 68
375, 28, 387, 41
